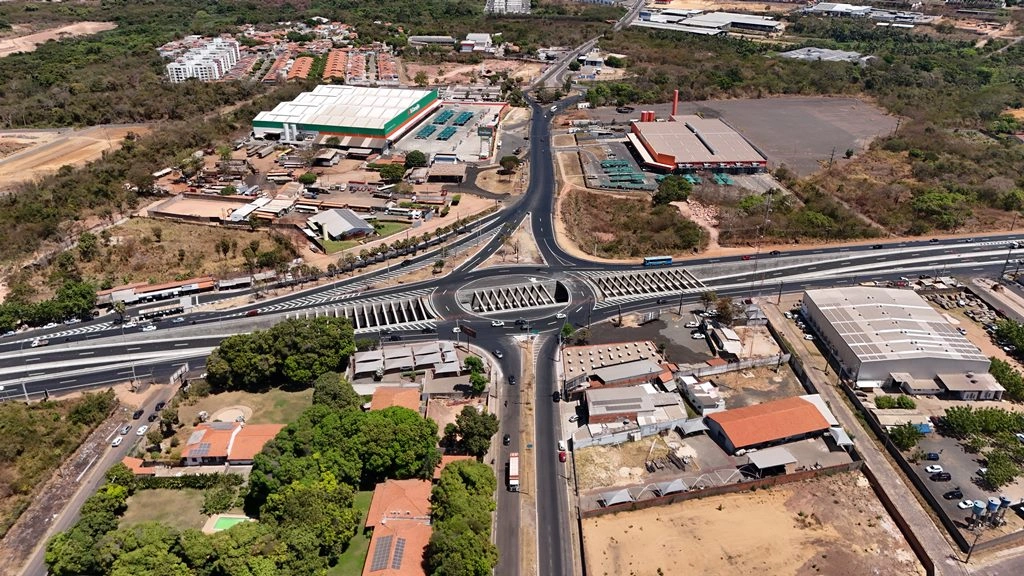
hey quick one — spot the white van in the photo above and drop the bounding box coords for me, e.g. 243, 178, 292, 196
111, 436, 123, 448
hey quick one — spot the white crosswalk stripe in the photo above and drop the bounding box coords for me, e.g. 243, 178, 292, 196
224, 287, 435, 317
12, 322, 116, 345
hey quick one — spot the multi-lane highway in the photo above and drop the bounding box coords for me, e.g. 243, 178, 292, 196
4, 89, 1024, 576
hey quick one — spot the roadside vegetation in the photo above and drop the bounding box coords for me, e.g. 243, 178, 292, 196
426, 460, 499, 574
587, 18, 1024, 240
0, 390, 115, 539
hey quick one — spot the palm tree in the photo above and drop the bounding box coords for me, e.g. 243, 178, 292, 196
359, 249, 370, 262
326, 263, 338, 276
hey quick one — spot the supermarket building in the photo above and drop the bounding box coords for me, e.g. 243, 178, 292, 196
252, 85, 440, 149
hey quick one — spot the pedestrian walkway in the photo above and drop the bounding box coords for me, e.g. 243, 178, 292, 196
763, 301, 961, 576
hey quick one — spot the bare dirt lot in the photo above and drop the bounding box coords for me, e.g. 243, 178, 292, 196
0, 21, 117, 58
0, 124, 149, 192
582, 471, 924, 576
402, 58, 546, 86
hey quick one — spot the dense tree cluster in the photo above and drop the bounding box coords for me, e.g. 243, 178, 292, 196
888, 422, 924, 451
939, 406, 1024, 488
311, 371, 363, 412
651, 175, 691, 206
0, 390, 116, 538
426, 460, 499, 575
0, 279, 96, 331
874, 395, 916, 410
204, 317, 356, 391
246, 404, 441, 512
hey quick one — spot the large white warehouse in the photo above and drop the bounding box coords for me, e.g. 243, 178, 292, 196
801, 287, 991, 385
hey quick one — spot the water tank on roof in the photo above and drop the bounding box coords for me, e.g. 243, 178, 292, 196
988, 498, 1001, 512
1000, 496, 1012, 509
972, 501, 986, 517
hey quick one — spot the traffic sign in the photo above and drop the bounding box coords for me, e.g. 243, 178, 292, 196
460, 324, 478, 338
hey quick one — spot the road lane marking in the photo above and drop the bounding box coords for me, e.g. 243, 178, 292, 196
79, 351, 93, 356
25, 357, 39, 362
126, 347, 140, 351
174, 343, 190, 347
59, 379, 76, 384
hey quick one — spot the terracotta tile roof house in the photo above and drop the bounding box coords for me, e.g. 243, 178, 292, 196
121, 456, 156, 476
371, 387, 422, 413
433, 455, 474, 480
705, 396, 831, 454
180, 422, 284, 466
362, 478, 433, 576
365, 479, 433, 529
362, 517, 431, 576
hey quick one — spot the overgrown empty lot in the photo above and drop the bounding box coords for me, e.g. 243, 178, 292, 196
561, 188, 706, 258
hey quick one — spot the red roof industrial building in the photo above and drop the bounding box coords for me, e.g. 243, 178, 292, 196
705, 396, 831, 454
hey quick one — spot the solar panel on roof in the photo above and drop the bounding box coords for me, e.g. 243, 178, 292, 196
369, 534, 393, 572
391, 537, 406, 570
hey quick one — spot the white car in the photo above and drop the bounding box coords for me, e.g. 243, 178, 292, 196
569, 415, 579, 423
555, 313, 567, 319
491, 320, 505, 327
494, 349, 503, 359
452, 326, 461, 334
977, 467, 988, 476
124, 321, 138, 328
804, 334, 815, 341
43, 322, 58, 329
684, 321, 700, 328
136, 425, 149, 436
958, 499, 974, 510
784, 311, 793, 319
925, 465, 944, 474
111, 436, 123, 448
691, 332, 705, 340
142, 325, 157, 332
1015, 433, 1024, 443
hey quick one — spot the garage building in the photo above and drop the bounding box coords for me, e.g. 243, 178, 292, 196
801, 287, 991, 386
252, 85, 441, 149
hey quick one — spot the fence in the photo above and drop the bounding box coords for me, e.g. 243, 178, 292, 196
580, 460, 862, 519
859, 465, 937, 575
572, 416, 690, 450
677, 354, 790, 380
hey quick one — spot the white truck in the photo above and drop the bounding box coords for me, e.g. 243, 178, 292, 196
508, 453, 520, 492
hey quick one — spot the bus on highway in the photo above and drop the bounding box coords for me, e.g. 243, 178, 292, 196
642, 256, 673, 267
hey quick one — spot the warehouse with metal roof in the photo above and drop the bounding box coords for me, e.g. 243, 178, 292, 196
627, 114, 767, 173
801, 287, 991, 385
252, 85, 440, 146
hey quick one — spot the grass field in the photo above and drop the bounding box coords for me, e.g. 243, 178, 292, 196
178, 388, 312, 427
328, 490, 374, 575
374, 222, 410, 239
322, 238, 360, 254
120, 489, 207, 531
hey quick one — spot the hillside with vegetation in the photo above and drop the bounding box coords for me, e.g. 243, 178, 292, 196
0, 390, 116, 538
588, 17, 1024, 240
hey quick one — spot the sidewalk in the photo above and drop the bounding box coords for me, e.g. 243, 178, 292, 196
763, 301, 962, 576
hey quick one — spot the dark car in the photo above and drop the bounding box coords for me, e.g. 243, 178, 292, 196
656, 298, 667, 304
742, 255, 753, 261
246, 309, 259, 317
930, 472, 952, 482
926, 452, 940, 461
872, 244, 884, 249
552, 391, 561, 402
154, 401, 166, 412
558, 451, 567, 463
132, 409, 145, 420
930, 238, 940, 243
147, 413, 159, 422
421, 327, 436, 333
401, 259, 413, 267
943, 488, 964, 500
503, 434, 511, 446
508, 375, 517, 386
389, 334, 402, 341
769, 250, 781, 256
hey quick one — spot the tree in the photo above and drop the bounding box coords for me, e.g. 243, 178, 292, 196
469, 372, 488, 396
499, 155, 521, 180
298, 172, 318, 185
568, 60, 581, 72
699, 290, 717, 311
151, 226, 163, 243
219, 185, 236, 196
989, 357, 1024, 402
378, 163, 406, 182
454, 406, 499, 457
405, 150, 427, 168
652, 175, 692, 206
312, 371, 361, 412
414, 70, 429, 86
981, 450, 1020, 488
146, 427, 163, 447
715, 296, 735, 324
889, 422, 924, 451
113, 301, 127, 323
260, 473, 359, 565
326, 136, 340, 146
217, 145, 234, 161
464, 356, 484, 372
561, 322, 575, 339
77, 232, 98, 262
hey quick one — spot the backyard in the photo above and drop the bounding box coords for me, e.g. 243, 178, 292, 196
168, 388, 312, 451
327, 490, 373, 575
119, 489, 207, 531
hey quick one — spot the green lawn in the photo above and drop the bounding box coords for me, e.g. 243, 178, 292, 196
322, 238, 360, 254
373, 221, 410, 239
328, 490, 374, 575
120, 489, 207, 531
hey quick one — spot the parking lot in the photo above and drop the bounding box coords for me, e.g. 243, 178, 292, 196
587, 313, 716, 365
576, 139, 655, 192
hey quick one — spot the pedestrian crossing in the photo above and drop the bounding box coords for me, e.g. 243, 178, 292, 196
282, 289, 439, 334
12, 321, 116, 345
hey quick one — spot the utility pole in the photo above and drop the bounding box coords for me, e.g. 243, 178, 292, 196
827, 147, 836, 171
